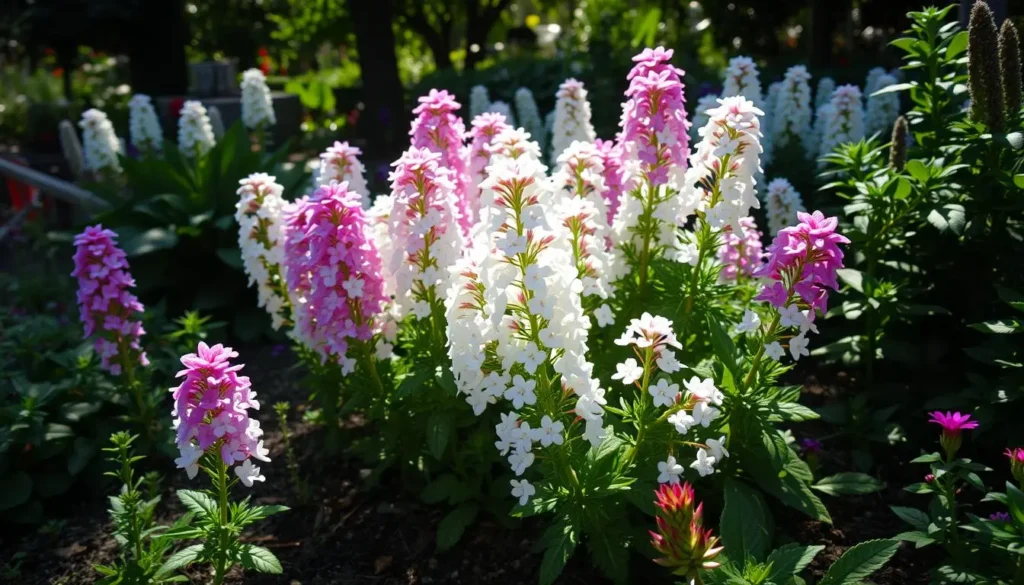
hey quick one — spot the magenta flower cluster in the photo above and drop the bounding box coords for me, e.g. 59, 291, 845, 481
717, 217, 764, 281
170, 342, 269, 486
754, 211, 849, 314
71, 225, 149, 376
928, 411, 979, 434
595, 138, 628, 224
284, 181, 388, 369
410, 89, 472, 230
619, 47, 690, 187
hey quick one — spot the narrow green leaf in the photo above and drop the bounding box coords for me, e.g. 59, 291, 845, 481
707, 315, 741, 384
812, 472, 885, 496
890, 506, 929, 529
156, 544, 204, 576
819, 539, 899, 585
425, 413, 453, 460
176, 489, 218, 520
766, 543, 824, 581
539, 522, 577, 585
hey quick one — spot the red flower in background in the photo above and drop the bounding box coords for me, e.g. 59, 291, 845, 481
169, 97, 186, 119
52, 67, 64, 78
258, 47, 269, 57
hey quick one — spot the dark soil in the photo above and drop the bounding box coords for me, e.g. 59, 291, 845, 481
0, 346, 938, 585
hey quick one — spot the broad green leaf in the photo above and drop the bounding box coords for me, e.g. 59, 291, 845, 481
819, 539, 899, 585
891, 505, 929, 529
214, 247, 244, 270
945, 30, 968, 58
426, 412, 453, 460
721, 479, 771, 562
812, 472, 885, 496
156, 544, 204, 576
1014, 174, 1024, 189
766, 543, 824, 581
0, 472, 32, 511
121, 227, 179, 256
239, 544, 283, 573
539, 522, 577, 585
905, 160, 930, 183
436, 504, 479, 551
176, 489, 218, 520
894, 531, 936, 548
587, 528, 629, 584
836, 269, 864, 293
707, 315, 741, 385
1006, 482, 1024, 527
67, 437, 96, 475
420, 474, 463, 505
969, 319, 1022, 334
926, 204, 966, 235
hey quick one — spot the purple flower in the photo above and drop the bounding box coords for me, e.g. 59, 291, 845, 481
989, 511, 1010, 522
717, 217, 764, 281
799, 438, 824, 454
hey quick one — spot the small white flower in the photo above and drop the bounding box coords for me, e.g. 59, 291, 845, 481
342, 276, 365, 298
657, 455, 684, 484
234, 459, 266, 487
690, 448, 717, 477
594, 304, 614, 327
505, 375, 537, 409
797, 309, 819, 334
510, 478, 535, 505
531, 415, 565, 447
519, 342, 545, 374
375, 340, 394, 359
252, 440, 272, 462
174, 443, 203, 479
789, 334, 810, 360
779, 304, 803, 328
706, 436, 729, 461
765, 341, 785, 361
692, 402, 720, 427
656, 349, 682, 373
649, 378, 680, 408
668, 411, 695, 435
611, 358, 644, 385
683, 376, 723, 406
734, 310, 762, 334
508, 447, 535, 476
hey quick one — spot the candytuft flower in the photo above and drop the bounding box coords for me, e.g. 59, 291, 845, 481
764, 178, 805, 236
410, 89, 472, 231
317, 141, 370, 207
79, 109, 122, 176
71, 225, 148, 376
235, 173, 292, 330
128, 95, 163, 155
649, 482, 723, 579
818, 85, 865, 165
550, 79, 597, 165
240, 68, 276, 131
515, 87, 545, 150
716, 216, 763, 281
722, 56, 763, 108
770, 65, 813, 158
177, 100, 216, 159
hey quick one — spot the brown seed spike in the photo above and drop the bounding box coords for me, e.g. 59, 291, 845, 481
999, 20, 1022, 119
889, 116, 909, 171
968, 1, 1005, 130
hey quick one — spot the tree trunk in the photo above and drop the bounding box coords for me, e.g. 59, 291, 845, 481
128, 0, 189, 96
348, 0, 406, 163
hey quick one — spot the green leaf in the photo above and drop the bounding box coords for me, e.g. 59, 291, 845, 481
741, 430, 831, 523
0, 471, 32, 511
1014, 174, 1024, 189
34, 471, 73, 498
946, 30, 968, 58
707, 315, 741, 384
969, 319, 1022, 334
905, 160, 930, 183
239, 544, 283, 574
893, 531, 936, 548
766, 544, 824, 581
909, 453, 941, 464
771, 402, 821, 422
721, 478, 772, 562
68, 437, 96, 475
176, 489, 218, 520
587, 528, 629, 584
215, 247, 244, 270
420, 473, 463, 505
926, 204, 966, 235
436, 504, 479, 551
156, 544, 204, 576
1007, 482, 1024, 526
819, 539, 899, 585
121, 227, 179, 256
425, 412, 453, 460
836, 268, 864, 293
539, 522, 577, 585
890, 505, 929, 529
812, 472, 885, 496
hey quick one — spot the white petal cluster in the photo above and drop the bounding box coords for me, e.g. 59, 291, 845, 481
818, 84, 865, 164
814, 77, 836, 111
515, 87, 545, 150
689, 93, 720, 141
770, 66, 813, 157
865, 74, 900, 136
235, 173, 290, 330
550, 141, 622, 302
317, 141, 369, 207
127, 94, 163, 155
682, 96, 763, 232
764, 177, 805, 236
469, 84, 491, 118
240, 68, 276, 130
722, 56, 763, 107
79, 108, 122, 175
366, 193, 398, 300
177, 100, 216, 159
485, 100, 516, 127
549, 79, 596, 166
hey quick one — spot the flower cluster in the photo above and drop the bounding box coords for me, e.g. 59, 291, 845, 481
815, 76, 837, 111
594, 138, 629, 224
386, 147, 465, 320
127, 94, 163, 155
770, 65, 813, 156
754, 211, 849, 361
235, 173, 292, 330
170, 342, 270, 487
717, 216, 764, 281
514, 87, 545, 149
722, 56, 763, 107
682, 96, 763, 232
177, 100, 216, 159
467, 112, 513, 216
71, 225, 148, 375
818, 85, 865, 164
864, 66, 890, 97
469, 84, 491, 118
283, 181, 388, 370
619, 47, 690, 187
317, 141, 370, 208
689, 93, 720, 141
649, 483, 723, 580
550, 79, 597, 166
410, 90, 472, 230
79, 108, 122, 175
764, 177, 805, 236
865, 73, 900, 136
240, 68, 276, 131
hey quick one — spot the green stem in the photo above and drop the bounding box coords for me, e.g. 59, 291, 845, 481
682, 219, 710, 332
214, 459, 230, 585
741, 314, 782, 393
625, 348, 656, 465
636, 181, 657, 301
